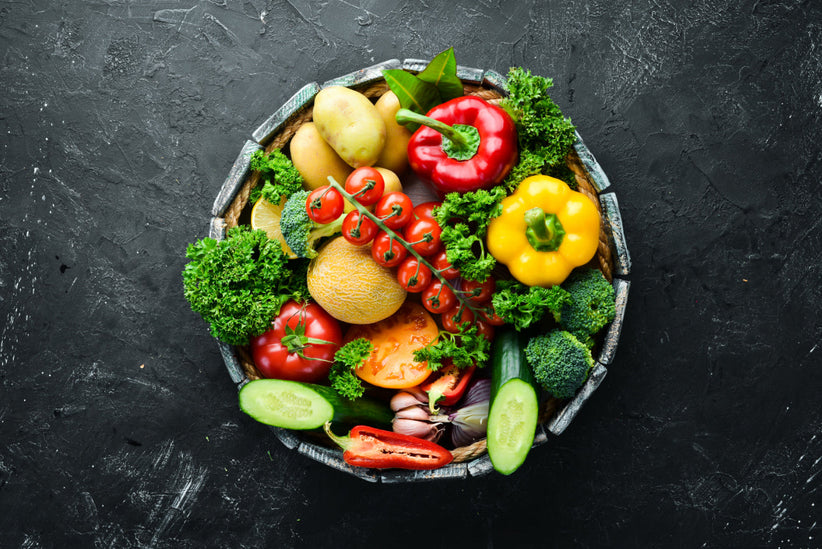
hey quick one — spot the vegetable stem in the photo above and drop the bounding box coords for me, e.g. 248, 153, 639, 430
327, 176, 486, 318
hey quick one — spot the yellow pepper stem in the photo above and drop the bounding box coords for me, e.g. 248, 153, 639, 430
524, 207, 565, 252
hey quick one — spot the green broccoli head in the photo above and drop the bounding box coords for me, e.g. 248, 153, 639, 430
559, 268, 616, 348
525, 330, 593, 399
279, 190, 344, 259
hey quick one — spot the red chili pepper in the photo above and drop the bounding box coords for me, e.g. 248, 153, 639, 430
323, 422, 453, 470
420, 362, 477, 413
397, 96, 518, 196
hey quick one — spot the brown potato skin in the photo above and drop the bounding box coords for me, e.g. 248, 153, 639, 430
374, 91, 412, 174
313, 86, 386, 168
289, 122, 352, 191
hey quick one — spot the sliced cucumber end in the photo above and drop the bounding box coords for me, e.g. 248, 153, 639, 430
239, 379, 334, 430
487, 378, 539, 475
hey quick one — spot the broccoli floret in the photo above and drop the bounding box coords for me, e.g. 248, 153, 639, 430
279, 190, 345, 258
559, 268, 616, 348
524, 330, 593, 399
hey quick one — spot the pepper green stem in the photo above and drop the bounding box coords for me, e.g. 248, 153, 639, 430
524, 207, 566, 252
323, 422, 352, 451
395, 108, 480, 161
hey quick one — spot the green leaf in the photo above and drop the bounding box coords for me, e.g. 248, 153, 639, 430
383, 69, 441, 131
417, 47, 463, 102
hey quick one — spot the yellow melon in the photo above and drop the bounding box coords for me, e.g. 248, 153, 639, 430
307, 236, 407, 324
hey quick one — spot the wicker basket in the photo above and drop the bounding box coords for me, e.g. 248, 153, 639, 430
208, 60, 632, 483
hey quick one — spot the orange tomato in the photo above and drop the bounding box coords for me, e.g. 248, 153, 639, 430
345, 302, 438, 389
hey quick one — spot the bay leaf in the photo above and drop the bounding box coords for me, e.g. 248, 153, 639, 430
417, 47, 463, 102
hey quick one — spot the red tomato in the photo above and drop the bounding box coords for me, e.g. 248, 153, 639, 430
345, 167, 385, 207
342, 211, 378, 245
430, 249, 460, 280
374, 192, 414, 230
371, 231, 407, 268
421, 280, 457, 314
413, 201, 441, 220
461, 277, 495, 303
250, 300, 342, 383
396, 257, 433, 293
478, 303, 505, 326
403, 217, 442, 257
441, 304, 475, 333
474, 319, 495, 341
306, 186, 344, 224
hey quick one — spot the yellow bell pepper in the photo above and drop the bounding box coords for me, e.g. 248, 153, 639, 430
487, 175, 600, 287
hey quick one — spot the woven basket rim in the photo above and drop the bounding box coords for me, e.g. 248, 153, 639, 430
215, 68, 622, 482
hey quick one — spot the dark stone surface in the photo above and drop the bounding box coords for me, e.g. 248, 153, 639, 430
1, 0, 820, 547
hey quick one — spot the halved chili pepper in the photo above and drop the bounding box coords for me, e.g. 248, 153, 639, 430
323, 422, 453, 470
420, 362, 477, 414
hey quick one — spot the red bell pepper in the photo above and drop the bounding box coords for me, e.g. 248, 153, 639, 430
397, 96, 518, 196
420, 362, 476, 413
323, 422, 453, 470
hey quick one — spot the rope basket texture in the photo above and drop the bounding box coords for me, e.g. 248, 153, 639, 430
212, 63, 629, 482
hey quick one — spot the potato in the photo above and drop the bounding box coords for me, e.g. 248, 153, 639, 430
374, 92, 412, 174
374, 167, 403, 194
313, 86, 386, 168
289, 122, 352, 191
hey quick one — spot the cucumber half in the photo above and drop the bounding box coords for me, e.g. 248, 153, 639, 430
239, 379, 334, 430
486, 378, 539, 475
239, 378, 394, 430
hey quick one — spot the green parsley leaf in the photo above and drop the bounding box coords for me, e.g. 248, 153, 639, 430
491, 280, 572, 331
413, 323, 490, 371
328, 338, 374, 400
433, 187, 506, 282
182, 226, 310, 345
248, 149, 304, 206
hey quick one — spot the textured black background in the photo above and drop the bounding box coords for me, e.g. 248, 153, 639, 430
1, 1, 821, 547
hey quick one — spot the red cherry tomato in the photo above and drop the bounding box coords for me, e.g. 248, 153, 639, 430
306, 186, 344, 224
396, 257, 433, 293
461, 277, 495, 303
430, 249, 460, 280
413, 201, 441, 220
250, 300, 342, 383
342, 211, 378, 245
474, 319, 495, 341
421, 280, 457, 314
403, 217, 442, 257
441, 304, 475, 333
345, 167, 385, 207
371, 231, 407, 268
478, 303, 505, 326
374, 192, 414, 230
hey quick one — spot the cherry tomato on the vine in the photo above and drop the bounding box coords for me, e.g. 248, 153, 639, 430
396, 257, 433, 293
342, 211, 378, 245
421, 280, 457, 314
403, 217, 442, 257
374, 192, 414, 230
413, 201, 441, 220
441, 304, 475, 333
474, 319, 495, 341
430, 249, 460, 280
250, 300, 342, 383
371, 231, 407, 268
306, 186, 344, 224
345, 167, 385, 207
478, 303, 505, 326
461, 277, 496, 303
